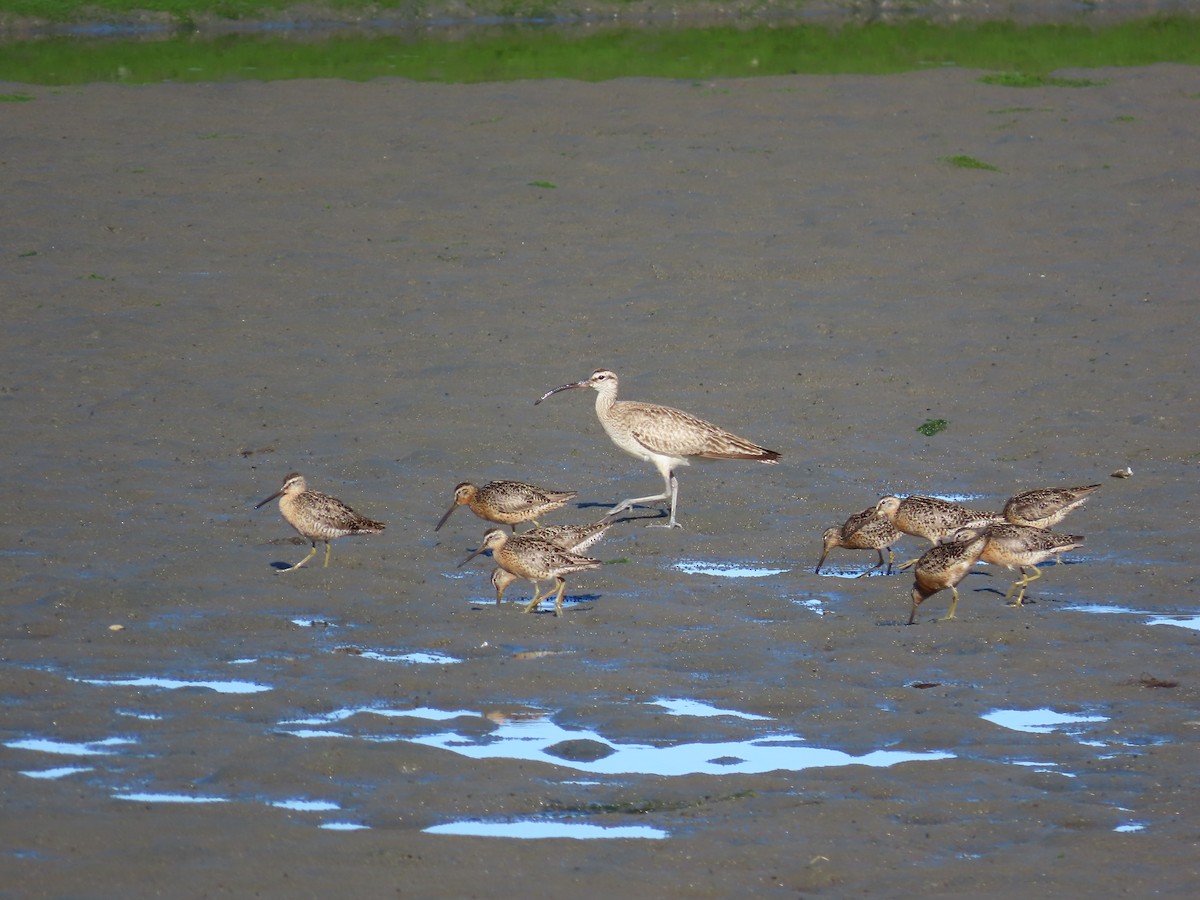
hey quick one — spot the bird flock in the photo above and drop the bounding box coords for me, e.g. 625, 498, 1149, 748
254, 368, 1098, 624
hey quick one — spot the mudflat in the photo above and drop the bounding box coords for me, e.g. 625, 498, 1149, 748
2, 66, 1198, 896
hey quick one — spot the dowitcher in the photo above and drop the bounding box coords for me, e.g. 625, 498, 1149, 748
815, 506, 902, 576
459, 528, 602, 616
1003, 484, 1100, 529
875, 494, 1001, 545
906, 526, 990, 624
255, 472, 385, 573
435, 480, 576, 532
487, 518, 613, 606
952, 523, 1084, 607
523, 518, 614, 554
535, 368, 780, 528
489, 566, 519, 606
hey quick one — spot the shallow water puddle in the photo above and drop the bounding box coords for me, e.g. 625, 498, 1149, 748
71, 675, 272, 694
1066, 604, 1200, 631
814, 566, 890, 580
280, 705, 952, 776
337, 649, 463, 665
982, 707, 1108, 734
1146, 615, 1200, 632
5, 736, 135, 756
648, 698, 771, 720
20, 765, 95, 780
1113, 821, 1147, 833
270, 799, 341, 812
113, 792, 230, 804
672, 560, 789, 578
424, 820, 668, 840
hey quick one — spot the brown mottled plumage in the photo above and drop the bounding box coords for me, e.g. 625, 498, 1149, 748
535, 368, 780, 528
952, 522, 1084, 606
460, 528, 601, 617
1003, 484, 1100, 529
907, 526, 989, 624
435, 480, 576, 532
255, 472, 384, 573
815, 506, 902, 576
486, 518, 613, 606
875, 494, 1001, 545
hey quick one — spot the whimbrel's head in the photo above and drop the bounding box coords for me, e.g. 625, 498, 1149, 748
535, 368, 619, 404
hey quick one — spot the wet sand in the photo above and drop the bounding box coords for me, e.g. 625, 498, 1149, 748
3, 67, 1198, 896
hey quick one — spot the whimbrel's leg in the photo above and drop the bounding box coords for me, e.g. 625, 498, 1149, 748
645, 473, 681, 529
278, 542, 319, 574
608, 491, 671, 518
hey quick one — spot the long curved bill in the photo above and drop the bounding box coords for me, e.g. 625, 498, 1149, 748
534, 380, 587, 405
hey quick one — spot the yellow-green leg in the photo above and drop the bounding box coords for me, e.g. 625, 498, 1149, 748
278, 542, 319, 574
1005, 566, 1042, 606
939, 587, 961, 622
323, 542, 333, 568
552, 578, 568, 617
522, 582, 549, 614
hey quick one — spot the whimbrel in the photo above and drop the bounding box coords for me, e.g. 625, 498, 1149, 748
255, 472, 384, 573
535, 368, 780, 528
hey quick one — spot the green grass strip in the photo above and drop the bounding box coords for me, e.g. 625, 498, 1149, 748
0, 17, 1198, 85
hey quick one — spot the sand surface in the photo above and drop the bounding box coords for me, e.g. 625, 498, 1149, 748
3, 66, 1198, 896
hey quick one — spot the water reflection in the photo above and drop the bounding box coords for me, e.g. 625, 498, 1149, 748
672, 560, 789, 578
270, 799, 341, 812
20, 765, 94, 780
280, 705, 953, 776
424, 820, 668, 840
1146, 615, 1200, 632
72, 675, 271, 694
113, 792, 230, 804
648, 698, 771, 720
982, 707, 1108, 734
5, 736, 134, 756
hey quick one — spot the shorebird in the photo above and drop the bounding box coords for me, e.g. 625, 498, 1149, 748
489, 566, 519, 607
459, 528, 602, 616
487, 518, 613, 606
435, 480, 576, 532
815, 506, 902, 576
875, 494, 1001, 544
255, 472, 385, 573
535, 368, 780, 528
951, 523, 1084, 606
906, 526, 990, 624
1003, 484, 1100, 529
